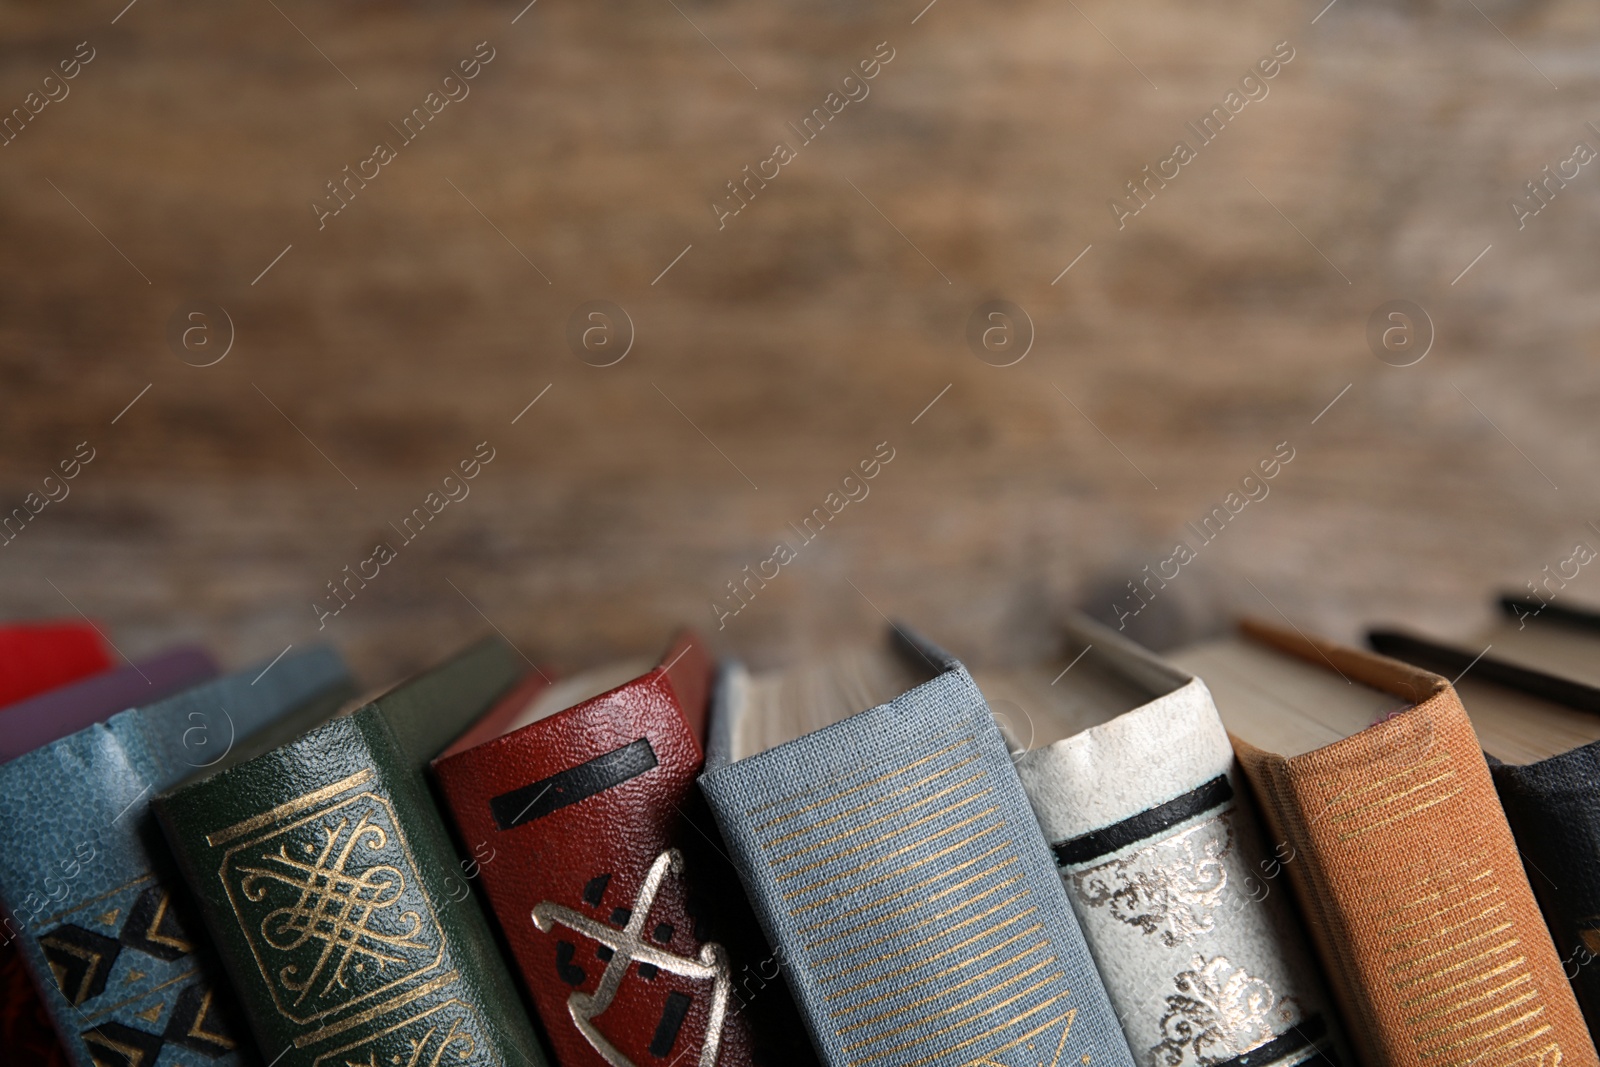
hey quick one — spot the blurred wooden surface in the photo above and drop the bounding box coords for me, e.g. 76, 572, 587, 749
3, 0, 1600, 685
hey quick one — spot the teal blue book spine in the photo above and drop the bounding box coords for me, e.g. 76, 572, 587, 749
698, 641, 1138, 1067
0, 646, 352, 1067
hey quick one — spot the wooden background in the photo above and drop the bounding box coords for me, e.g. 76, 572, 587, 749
3, 0, 1600, 686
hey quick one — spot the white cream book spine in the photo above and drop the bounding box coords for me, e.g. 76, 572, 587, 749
984, 616, 1349, 1067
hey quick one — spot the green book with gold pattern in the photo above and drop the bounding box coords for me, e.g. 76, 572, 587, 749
153, 637, 546, 1067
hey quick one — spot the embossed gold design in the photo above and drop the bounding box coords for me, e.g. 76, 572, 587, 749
207, 769, 375, 847
531, 849, 730, 1067
218, 785, 449, 1027
139, 891, 192, 955
1069, 815, 1232, 947
1151, 956, 1300, 1067
239, 809, 430, 1006
310, 996, 484, 1067
182, 988, 236, 1049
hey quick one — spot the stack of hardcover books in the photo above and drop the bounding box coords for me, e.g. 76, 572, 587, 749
3, 596, 1599, 1067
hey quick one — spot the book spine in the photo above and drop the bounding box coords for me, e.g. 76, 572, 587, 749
1017, 700, 1346, 1067
156, 709, 546, 1067
1238, 696, 1597, 1067
699, 668, 1138, 1067
434, 665, 813, 1067
0, 724, 246, 1067
0, 619, 137, 1064
1490, 750, 1600, 1040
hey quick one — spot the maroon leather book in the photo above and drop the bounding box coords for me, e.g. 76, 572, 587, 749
432, 632, 813, 1067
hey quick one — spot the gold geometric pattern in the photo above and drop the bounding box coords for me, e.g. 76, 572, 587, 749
217, 783, 446, 1027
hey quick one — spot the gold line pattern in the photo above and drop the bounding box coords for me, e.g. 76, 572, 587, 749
206, 769, 375, 846
750, 740, 969, 827
788, 825, 1005, 915
836, 948, 1055, 1034
771, 775, 989, 865
764, 758, 982, 852
825, 914, 1040, 1001
830, 930, 1046, 1019
898, 1003, 1074, 1067
775, 792, 994, 881
752, 734, 1078, 1067
843, 965, 1061, 1051
848, 976, 1066, 1066
781, 808, 1002, 899
797, 845, 1013, 936
1398, 951, 1525, 1006
1321, 749, 1558, 1067
811, 875, 1025, 966
819, 896, 1031, 984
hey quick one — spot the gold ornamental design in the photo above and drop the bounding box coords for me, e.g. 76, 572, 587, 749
1151, 956, 1300, 1067
1070, 815, 1233, 947
216, 773, 447, 1027
238, 808, 431, 1007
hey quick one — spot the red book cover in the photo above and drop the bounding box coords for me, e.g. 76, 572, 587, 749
0, 619, 112, 1067
0, 620, 109, 708
433, 631, 812, 1067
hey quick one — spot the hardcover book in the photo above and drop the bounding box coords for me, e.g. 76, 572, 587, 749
0, 644, 218, 763
0, 644, 354, 1067
1173, 620, 1596, 1067
698, 625, 1137, 1067
433, 631, 815, 1067
1367, 611, 1600, 1040
0, 623, 163, 1067
0, 620, 111, 708
154, 636, 548, 1067
976, 614, 1347, 1067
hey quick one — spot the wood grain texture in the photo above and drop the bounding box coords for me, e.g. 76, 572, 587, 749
1, 0, 1598, 686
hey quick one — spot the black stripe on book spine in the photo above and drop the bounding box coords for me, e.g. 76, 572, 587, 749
490, 738, 659, 830
1051, 774, 1233, 866
649, 991, 693, 1057
1211, 1015, 1335, 1067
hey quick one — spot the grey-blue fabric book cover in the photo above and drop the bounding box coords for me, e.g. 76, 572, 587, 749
699, 628, 1136, 1067
0, 645, 353, 1067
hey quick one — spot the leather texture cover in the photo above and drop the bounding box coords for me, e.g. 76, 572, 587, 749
0, 645, 353, 1067
0, 645, 219, 764
0, 620, 131, 1067
1227, 621, 1596, 1067
0, 620, 110, 708
1011, 617, 1347, 1067
433, 631, 815, 1067
153, 637, 547, 1067
698, 627, 1137, 1067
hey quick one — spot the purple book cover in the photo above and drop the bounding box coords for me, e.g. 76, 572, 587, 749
0, 645, 218, 763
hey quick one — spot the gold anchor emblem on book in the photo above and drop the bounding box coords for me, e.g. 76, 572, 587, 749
532, 849, 731, 1067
